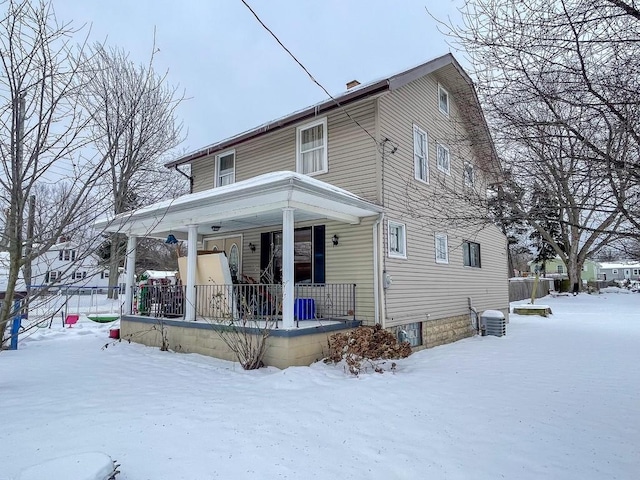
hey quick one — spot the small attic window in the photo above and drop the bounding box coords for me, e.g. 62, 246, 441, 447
438, 84, 450, 116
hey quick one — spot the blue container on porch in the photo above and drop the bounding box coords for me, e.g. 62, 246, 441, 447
294, 298, 315, 320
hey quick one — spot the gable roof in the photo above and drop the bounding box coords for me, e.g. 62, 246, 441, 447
165, 53, 500, 179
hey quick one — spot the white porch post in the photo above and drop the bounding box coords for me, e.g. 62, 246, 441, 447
124, 235, 137, 315
185, 224, 199, 322
282, 207, 295, 329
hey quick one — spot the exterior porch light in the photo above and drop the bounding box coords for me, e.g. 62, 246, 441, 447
165, 234, 178, 245
248, 242, 256, 252
332, 234, 339, 246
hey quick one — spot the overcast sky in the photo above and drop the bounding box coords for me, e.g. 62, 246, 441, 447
53, 1, 464, 158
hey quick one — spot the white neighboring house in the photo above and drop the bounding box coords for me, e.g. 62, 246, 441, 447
29, 240, 112, 291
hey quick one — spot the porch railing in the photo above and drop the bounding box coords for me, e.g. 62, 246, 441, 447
194, 283, 356, 324
130, 283, 357, 324
132, 284, 185, 318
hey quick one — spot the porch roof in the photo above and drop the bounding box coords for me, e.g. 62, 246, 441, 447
94, 171, 383, 238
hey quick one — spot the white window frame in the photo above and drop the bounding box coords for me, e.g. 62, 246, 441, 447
557, 265, 564, 274
438, 84, 450, 116
464, 161, 475, 187
388, 221, 407, 259
435, 233, 449, 264
296, 117, 328, 175
215, 150, 236, 187
413, 125, 429, 184
436, 144, 450, 175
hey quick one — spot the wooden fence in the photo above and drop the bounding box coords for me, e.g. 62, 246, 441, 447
509, 277, 552, 302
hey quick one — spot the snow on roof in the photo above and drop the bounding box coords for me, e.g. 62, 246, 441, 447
599, 262, 640, 269
142, 270, 177, 279
94, 170, 379, 228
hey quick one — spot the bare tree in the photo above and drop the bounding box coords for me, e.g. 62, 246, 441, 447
429, 0, 640, 288
0, 0, 115, 346
82, 42, 185, 298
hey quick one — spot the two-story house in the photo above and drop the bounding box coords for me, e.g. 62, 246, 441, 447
29, 239, 112, 292
95, 53, 509, 368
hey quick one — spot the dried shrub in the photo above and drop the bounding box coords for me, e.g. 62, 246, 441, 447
325, 324, 412, 375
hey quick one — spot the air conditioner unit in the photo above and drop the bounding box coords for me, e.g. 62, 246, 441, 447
481, 310, 506, 337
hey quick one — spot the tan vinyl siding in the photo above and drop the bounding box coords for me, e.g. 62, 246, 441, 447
378, 73, 508, 328
231, 219, 376, 324
190, 99, 379, 203
325, 219, 376, 325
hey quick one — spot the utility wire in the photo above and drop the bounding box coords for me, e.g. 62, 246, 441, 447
240, 0, 381, 148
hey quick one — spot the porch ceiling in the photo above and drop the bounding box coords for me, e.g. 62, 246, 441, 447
94, 171, 383, 238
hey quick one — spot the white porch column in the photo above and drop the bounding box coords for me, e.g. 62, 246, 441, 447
282, 207, 295, 329
124, 235, 137, 315
185, 224, 199, 322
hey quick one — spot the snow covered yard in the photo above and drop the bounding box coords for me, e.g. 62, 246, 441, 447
1, 291, 638, 479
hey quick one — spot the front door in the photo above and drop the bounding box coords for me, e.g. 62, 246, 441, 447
205, 236, 242, 281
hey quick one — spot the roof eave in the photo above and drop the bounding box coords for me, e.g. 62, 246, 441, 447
165, 81, 390, 169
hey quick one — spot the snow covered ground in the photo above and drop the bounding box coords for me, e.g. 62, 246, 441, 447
1, 289, 638, 479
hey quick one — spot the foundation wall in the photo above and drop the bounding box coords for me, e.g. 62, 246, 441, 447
119, 317, 357, 369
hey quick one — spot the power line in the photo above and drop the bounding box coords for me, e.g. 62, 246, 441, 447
239, 0, 380, 147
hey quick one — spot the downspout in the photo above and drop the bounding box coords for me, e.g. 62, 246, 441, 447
373, 212, 386, 328
174, 166, 194, 194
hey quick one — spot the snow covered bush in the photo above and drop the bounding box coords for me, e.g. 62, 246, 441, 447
324, 324, 412, 375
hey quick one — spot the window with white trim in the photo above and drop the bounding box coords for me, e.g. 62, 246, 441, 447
215, 150, 235, 187
59, 249, 76, 261
438, 84, 450, 115
297, 118, 327, 175
557, 265, 564, 274
436, 144, 450, 174
388, 221, 407, 258
463, 162, 475, 187
413, 125, 428, 183
463, 241, 481, 268
435, 233, 448, 264
47, 271, 61, 282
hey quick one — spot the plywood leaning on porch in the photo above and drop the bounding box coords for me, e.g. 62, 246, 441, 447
178, 252, 236, 321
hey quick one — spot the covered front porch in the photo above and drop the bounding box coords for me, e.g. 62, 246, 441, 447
95, 171, 383, 332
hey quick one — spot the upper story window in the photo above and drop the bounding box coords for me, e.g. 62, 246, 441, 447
438, 84, 450, 116
59, 249, 76, 261
463, 162, 475, 187
463, 241, 481, 268
215, 150, 235, 187
388, 221, 407, 259
435, 233, 449, 264
413, 125, 429, 183
297, 118, 327, 175
557, 265, 564, 274
436, 144, 450, 174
